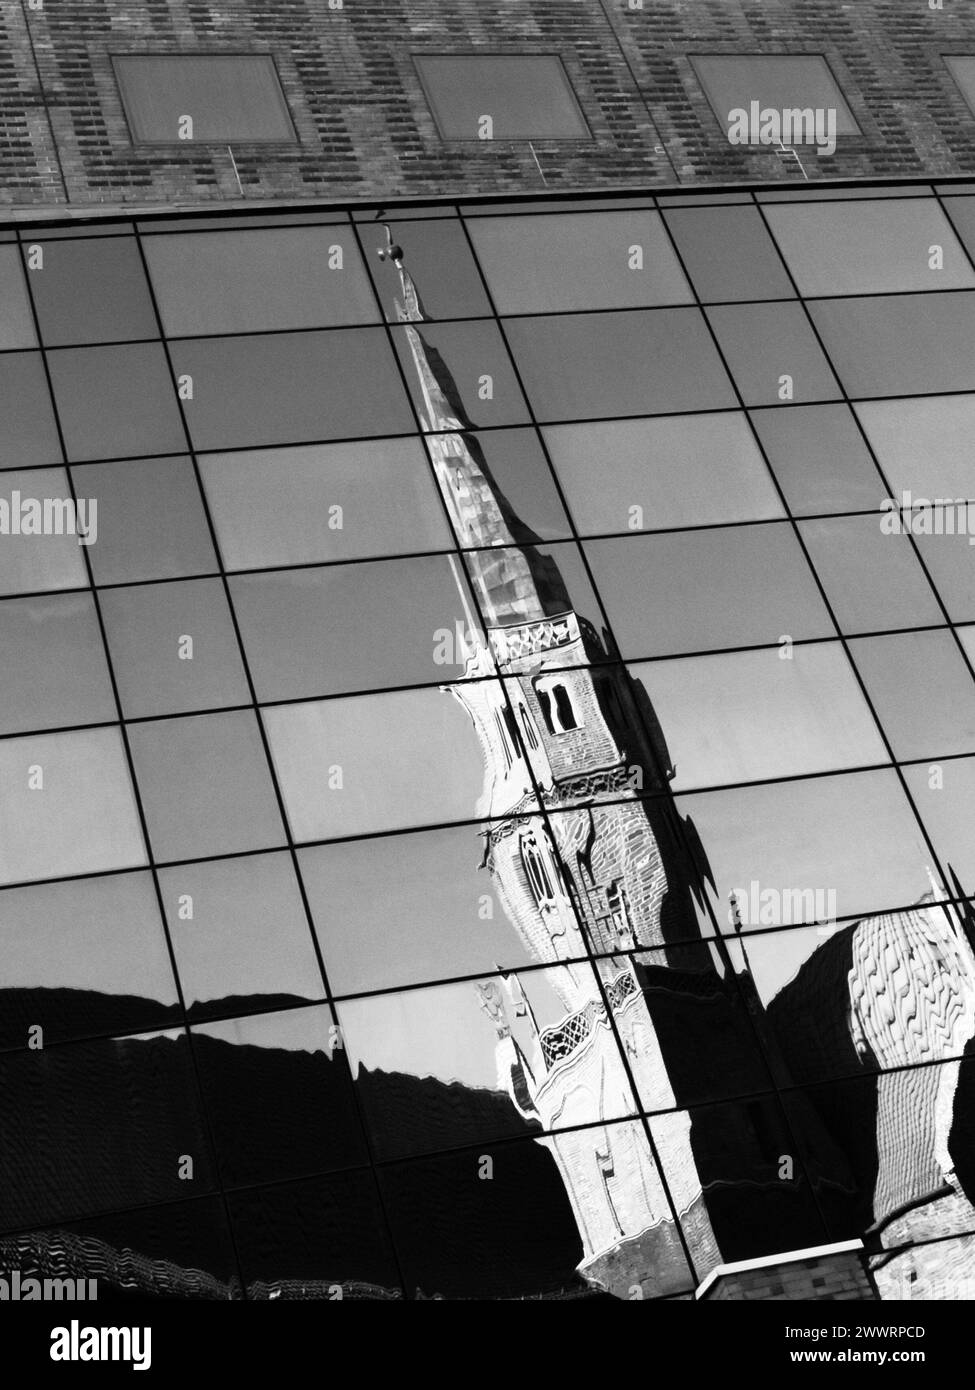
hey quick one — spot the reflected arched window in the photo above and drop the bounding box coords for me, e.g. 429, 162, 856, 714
535, 677, 581, 735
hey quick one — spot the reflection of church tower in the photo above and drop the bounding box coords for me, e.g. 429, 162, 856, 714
378, 231, 800, 1295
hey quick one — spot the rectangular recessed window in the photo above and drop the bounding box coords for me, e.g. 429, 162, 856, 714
414, 54, 591, 140
690, 55, 860, 141
945, 57, 975, 118
113, 55, 297, 144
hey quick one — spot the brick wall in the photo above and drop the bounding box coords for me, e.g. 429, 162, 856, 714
5, 0, 975, 211
702, 1249, 877, 1301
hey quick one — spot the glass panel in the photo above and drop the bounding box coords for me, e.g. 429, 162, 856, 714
228, 1169, 403, 1299
764, 198, 975, 296
144, 227, 378, 336
298, 824, 539, 996
113, 55, 297, 144
414, 55, 591, 140
675, 767, 936, 930
904, 755, 975, 888
913, 523, 975, 623
47, 343, 186, 462
391, 319, 530, 430
0, 1030, 212, 1230
627, 643, 887, 791
809, 292, 975, 398
0, 728, 146, 886
748, 403, 885, 516
584, 523, 832, 660
463, 539, 609, 650
191, 1005, 366, 1186
0, 592, 116, 734
661, 205, 794, 303
199, 439, 451, 571
0, 871, 178, 1049
127, 711, 286, 861
263, 683, 528, 842
466, 211, 692, 313
0, 468, 87, 596
504, 309, 736, 421
544, 412, 783, 535
799, 514, 944, 634
431, 427, 571, 545
689, 55, 860, 136
71, 455, 216, 586
25, 236, 158, 346
945, 56, 975, 120
159, 851, 325, 1017
172, 329, 413, 451
0, 353, 62, 469
849, 630, 975, 761
360, 217, 491, 322
0, 245, 37, 348
230, 554, 482, 701
706, 302, 841, 407
100, 578, 250, 719
940, 195, 975, 265
856, 395, 975, 501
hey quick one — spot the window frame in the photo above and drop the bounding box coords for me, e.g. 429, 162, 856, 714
412, 52, 593, 144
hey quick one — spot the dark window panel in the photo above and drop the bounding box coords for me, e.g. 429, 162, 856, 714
0, 871, 179, 1051
809, 292, 975, 398
849, 630, 975, 761
100, 578, 250, 719
466, 211, 692, 314
24, 236, 158, 347
799, 514, 945, 634
191, 1005, 366, 1187
159, 851, 325, 1018
113, 55, 297, 144
0, 468, 87, 597
504, 308, 737, 421
199, 439, 451, 572
544, 412, 783, 535
391, 319, 530, 430
0, 354, 62, 470
48, 343, 186, 462
71, 456, 216, 586
172, 329, 413, 452
0, 592, 116, 734
689, 55, 860, 137
144, 227, 378, 336
414, 54, 591, 141
584, 523, 832, 660
706, 302, 841, 407
360, 218, 492, 322
749, 403, 885, 516
662, 205, 795, 303
127, 710, 286, 862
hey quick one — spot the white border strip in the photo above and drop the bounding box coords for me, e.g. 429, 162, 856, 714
695, 1239, 865, 1300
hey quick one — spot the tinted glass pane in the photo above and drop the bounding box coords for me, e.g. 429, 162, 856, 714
0, 871, 178, 1049
765, 198, 975, 296
809, 293, 975, 398
584, 524, 832, 659
433, 427, 571, 545
100, 578, 250, 719
298, 824, 538, 996
856, 395, 975, 500
904, 756, 975, 886
199, 439, 450, 571
360, 217, 491, 321
544, 412, 783, 535
662, 205, 794, 303
263, 684, 525, 842
114, 55, 296, 144
690, 55, 859, 135
71, 455, 216, 585
159, 852, 324, 1016
0, 592, 116, 734
127, 711, 286, 861
0, 728, 146, 886
0, 245, 37, 349
48, 343, 186, 462
144, 227, 378, 335
748, 404, 885, 515
799, 514, 943, 634
467, 211, 691, 313
172, 329, 412, 451
504, 309, 736, 420
25, 236, 158, 346
415, 55, 590, 140
706, 302, 841, 406
849, 630, 975, 760
628, 644, 886, 791
392, 320, 529, 430
0, 468, 87, 596
913, 524, 975, 623
0, 354, 61, 469
231, 554, 479, 700
946, 56, 975, 119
